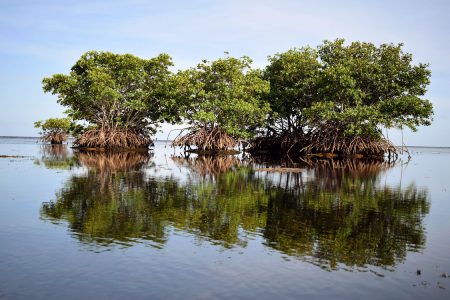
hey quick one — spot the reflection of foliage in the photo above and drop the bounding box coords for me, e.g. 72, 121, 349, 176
42, 154, 267, 247
262, 159, 428, 269
265, 184, 428, 270
34, 145, 78, 170
41, 154, 429, 271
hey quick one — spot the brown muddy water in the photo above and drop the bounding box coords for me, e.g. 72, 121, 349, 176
0, 137, 449, 299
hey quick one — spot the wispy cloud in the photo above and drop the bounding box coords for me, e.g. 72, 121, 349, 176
1, 0, 449, 144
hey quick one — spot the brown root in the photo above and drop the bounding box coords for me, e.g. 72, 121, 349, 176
302, 132, 397, 157
249, 132, 308, 155
41, 131, 67, 144
250, 130, 397, 158
171, 155, 243, 178
172, 127, 237, 152
76, 150, 151, 173
74, 128, 152, 149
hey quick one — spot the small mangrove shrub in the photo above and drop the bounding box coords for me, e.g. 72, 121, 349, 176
171, 55, 270, 152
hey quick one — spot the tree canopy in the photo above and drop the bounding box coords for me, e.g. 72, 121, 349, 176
264, 46, 320, 135
310, 39, 433, 134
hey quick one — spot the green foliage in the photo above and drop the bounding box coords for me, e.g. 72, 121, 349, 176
34, 117, 72, 143
264, 39, 433, 138
34, 117, 71, 132
40, 42, 433, 151
264, 47, 320, 133
42, 51, 175, 135
305, 101, 381, 137
176, 55, 270, 139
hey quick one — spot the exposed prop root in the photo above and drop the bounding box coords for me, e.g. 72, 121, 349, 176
249, 133, 307, 155
40, 132, 67, 144
74, 128, 152, 149
302, 133, 397, 157
250, 131, 397, 158
172, 127, 237, 152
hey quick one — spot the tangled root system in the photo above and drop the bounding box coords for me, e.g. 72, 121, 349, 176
172, 127, 237, 152
41, 132, 68, 144
250, 130, 397, 158
249, 133, 308, 155
302, 132, 397, 157
75, 128, 152, 149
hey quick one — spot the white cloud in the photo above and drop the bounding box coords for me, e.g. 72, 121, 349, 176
0, 0, 449, 144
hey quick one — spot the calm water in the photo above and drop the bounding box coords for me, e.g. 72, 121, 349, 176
0, 138, 449, 299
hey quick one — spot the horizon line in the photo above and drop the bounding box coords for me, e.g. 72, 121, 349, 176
0, 136, 448, 148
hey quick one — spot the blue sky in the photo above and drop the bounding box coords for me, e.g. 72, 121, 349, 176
1, 0, 449, 145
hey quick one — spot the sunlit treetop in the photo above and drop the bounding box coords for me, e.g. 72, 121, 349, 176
42, 51, 176, 135
175, 54, 270, 139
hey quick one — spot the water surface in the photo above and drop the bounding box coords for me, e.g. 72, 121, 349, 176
0, 138, 449, 299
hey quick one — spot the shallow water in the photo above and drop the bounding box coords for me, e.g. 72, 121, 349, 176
0, 138, 449, 299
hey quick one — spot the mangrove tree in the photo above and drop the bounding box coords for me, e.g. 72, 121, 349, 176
252, 39, 433, 156
172, 55, 270, 152
42, 51, 175, 149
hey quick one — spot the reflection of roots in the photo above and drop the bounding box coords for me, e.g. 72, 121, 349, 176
314, 158, 394, 178
304, 159, 395, 191
41, 132, 67, 144
76, 151, 151, 173
172, 127, 237, 151
172, 155, 242, 177
75, 129, 152, 149
40, 144, 69, 160
252, 156, 395, 190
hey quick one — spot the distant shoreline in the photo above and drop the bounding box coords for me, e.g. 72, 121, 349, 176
0, 136, 174, 143
0, 136, 448, 148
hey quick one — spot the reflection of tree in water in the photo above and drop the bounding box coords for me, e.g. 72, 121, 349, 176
42, 152, 267, 248
34, 144, 78, 170
171, 154, 245, 180
77, 150, 152, 173
264, 184, 429, 268
178, 158, 429, 271
41, 154, 429, 271
41, 151, 156, 246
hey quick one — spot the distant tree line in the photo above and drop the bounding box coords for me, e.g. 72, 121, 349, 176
37, 39, 433, 156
